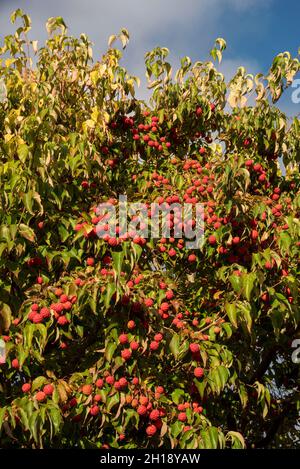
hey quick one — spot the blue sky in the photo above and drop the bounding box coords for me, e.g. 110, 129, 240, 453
0, 0, 299, 115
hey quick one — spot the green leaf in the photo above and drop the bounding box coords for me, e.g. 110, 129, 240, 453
171, 389, 185, 404
17, 144, 29, 163
48, 407, 62, 435
104, 282, 116, 309
19, 224, 36, 242
107, 393, 120, 413
242, 272, 256, 301
105, 342, 117, 362
111, 250, 124, 277
225, 302, 237, 327
0, 303, 12, 331
31, 376, 47, 392
169, 333, 180, 359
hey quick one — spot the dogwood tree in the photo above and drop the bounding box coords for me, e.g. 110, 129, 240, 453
0, 10, 299, 449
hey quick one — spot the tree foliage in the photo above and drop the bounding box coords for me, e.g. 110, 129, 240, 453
0, 10, 299, 449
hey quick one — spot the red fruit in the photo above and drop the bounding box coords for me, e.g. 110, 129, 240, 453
149, 409, 160, 421
90, 405, 100, 416
37, 276, 43, 285
160, 302, 169, 312
57, 316, 69, 326
194, 367, 204, 378
261, 292, 269, 303
119, 377, 128, 388
245, 159, 254, 167
265, 261, 273, 270
121, 349, 132, 360
130, 341, 139, 351
31, 303, 39, 311
105, 375, 114, 385
258, 173, 266, 182
146, 424, 157, 436
156, 386, 164, 394
33, 313, 43, 324
165, 290, 174, 300
40, 307, 50, 319
22, 383, 31, 393
69, 397, 77, 407
43, 384, 54, 396
208, 235, 217, 245
144, 298, 154, 307
188, 254, 196, 262
35, 391, 46, 402
55, 288, 63, 297
150, 341, 159, 351
12, 358, 19, 369
132, 377, 139, 386
60, 294, 68, 303
253, 163, 262, 172
86, 257, 95, 266
96, 378, 104, 388
119, 334, 128, 345
154, 333, 163, 342
127, 320, 135, 330
232, 236, 240, 245
37, 221, 44, 229
178, 412, 187, 422
189, 343, 200, 353
137, 405, 147, 416
82, 384, 93, 395
251, 229, 259, 240
94, 394, 102, 402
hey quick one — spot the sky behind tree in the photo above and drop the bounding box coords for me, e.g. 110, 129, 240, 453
0, 0, 299, 115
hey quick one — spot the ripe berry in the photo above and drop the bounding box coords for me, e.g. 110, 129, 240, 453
12, 358, 19, 369
22, 383, 31, 393
90, 405, 100, 416
144, 298, 154, 307
150, 341, 159, 351
82, 384, 93, 395
146, 424, 157, 436
165, 290, 174, 300
119, 334, 128, 345
154, 333, 163, 342
208, 235, 217, 245
137, 405, 147, 416
127, 320, 135, 330
119, 377, 128, 388
96, 378, 104, 388
156, 386, 164, 394
178, 412, 187, 422
35, 391, 46, 402
130, 341, 139, 351
265, 261, 273, 270
121, 349, 132, 360
194, 367, 204, 378
189, 343, 200, 353
43, 384, 54, 396
86, 257, 95, 266
105, 376, 114, 385
149, 409, 160, 421
188, 254, 196, 262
